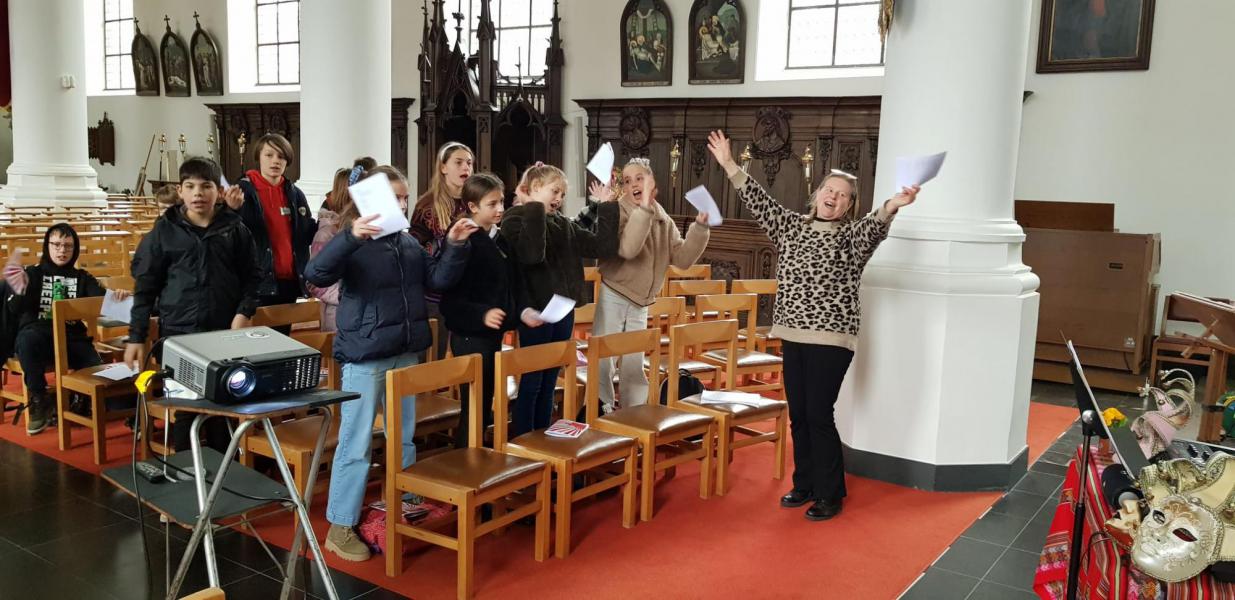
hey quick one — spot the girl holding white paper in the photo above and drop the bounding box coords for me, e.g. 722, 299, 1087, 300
592, 158, 711, 414
706, 130, 920, 522
500, 162, 620, 436
304, 167, 477, 563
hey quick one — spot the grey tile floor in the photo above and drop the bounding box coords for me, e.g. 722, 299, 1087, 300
899, 382, 1149, 599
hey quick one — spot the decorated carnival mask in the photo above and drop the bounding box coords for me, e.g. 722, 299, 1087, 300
1132, 495, 1222, 582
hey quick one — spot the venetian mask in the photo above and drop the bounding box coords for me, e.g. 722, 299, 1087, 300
1132, 495, 1221, 582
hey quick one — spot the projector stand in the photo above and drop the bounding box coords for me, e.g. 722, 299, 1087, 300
1067, 410, 1098, 600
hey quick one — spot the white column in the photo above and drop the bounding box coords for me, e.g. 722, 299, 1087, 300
297, 0, 392, 212
836, 0, 1041, 490
0, 0, 106, 208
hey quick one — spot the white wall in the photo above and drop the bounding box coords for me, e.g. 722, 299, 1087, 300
84, 0, 421, 193
1015, 0, 1235, 309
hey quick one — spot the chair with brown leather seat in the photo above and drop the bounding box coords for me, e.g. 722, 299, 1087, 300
51, 296, 138, 464
494, 340, 638, 558
384, 354, 551, 599
730, 279, 781, 355
694, 293, 784, 396
641, 296, 720, 383
667, 319, 788, 496
591, 330, 717, 522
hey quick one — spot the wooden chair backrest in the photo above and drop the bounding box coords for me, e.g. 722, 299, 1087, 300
731, 279, 777, 296
667, 320, 737, 405
666, 279, 726, 299
583, 266, 602, 302
665, 263, 712, 285
695, 294, 759, 351
252, 299, 321, 330
573, 303, 596, 343
493, 340, 577, 450
98, 275, 136, 292
76, 233, 131, 278
51, 296, 108, 376
1162, 295, 1234, 336
584, 329, 660, 422
295, 331, 339, 390
386, 354, 483, 450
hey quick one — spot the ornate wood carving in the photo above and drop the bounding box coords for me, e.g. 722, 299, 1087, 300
579, 96, 881, 285
206, 99, 414, 182
88, 112, 116, 166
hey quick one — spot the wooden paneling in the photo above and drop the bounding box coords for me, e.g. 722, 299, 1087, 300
577, 97, 882, 285
1015, 200, 1114, 232
206, 99, 414, 183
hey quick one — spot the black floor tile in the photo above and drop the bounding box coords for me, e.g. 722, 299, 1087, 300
353, 587, 413, 600
0, 496, 130, 547
984, 547, 1041, 590
900, 567, 980, 600
1038, 450, 1073, 466
1028, 460, 1069, 477
962, 510, 1031, 547
221, 572, 317, 600
0, 547, 119, 600
988, 491, 1050, 520
1013, 471, 1064, 497
1011, 507, 1056, 553
967, 580, 1039, 600
931, 536, 1005, 579
0, 537, 22, 558
0, 477, 76, 518
263, 557, 378, 600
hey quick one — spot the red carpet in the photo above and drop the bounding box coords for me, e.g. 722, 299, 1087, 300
0, 398, 1077, 599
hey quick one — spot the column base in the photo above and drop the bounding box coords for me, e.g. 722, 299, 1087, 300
0, 162, 107, 208
843, 444, 1028, 492
297, 178, 331, 215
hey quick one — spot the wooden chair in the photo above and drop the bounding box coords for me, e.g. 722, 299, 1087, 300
178, 587, 224, 600
583, 266, 602, 304
495, 340, 638, 558
384, 354, 551, 599
731, 279, 781, 355
666, 279, 726, 321
694, 294, 784, 395
591, 330, 717, 522
666, 320, 788, 496
51, 296, 138, 464
642, 295, 720, 383
251, 299, 322, 340
1149, 294, 1232, 383
663, 263, 712, 292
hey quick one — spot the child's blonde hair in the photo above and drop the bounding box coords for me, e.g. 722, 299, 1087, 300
518, 162, 567, 193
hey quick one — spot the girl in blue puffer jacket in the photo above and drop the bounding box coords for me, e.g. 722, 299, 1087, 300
304, 165, 476, 562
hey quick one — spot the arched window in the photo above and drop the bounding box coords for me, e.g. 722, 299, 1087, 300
446, 0, 554, 83
255, 0, 300, 85
757, 0, 884, 81
103, 0, 135, 91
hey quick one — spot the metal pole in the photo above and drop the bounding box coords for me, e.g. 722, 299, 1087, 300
1066, 410, 1097, 600
280, 406, 335, 600
266, 416, 341, 600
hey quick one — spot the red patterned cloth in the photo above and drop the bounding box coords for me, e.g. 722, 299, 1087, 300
1034, 446, 1235, 599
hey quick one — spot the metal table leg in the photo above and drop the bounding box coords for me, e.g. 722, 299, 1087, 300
266, 408, 339, 600
165, 416, 259, 600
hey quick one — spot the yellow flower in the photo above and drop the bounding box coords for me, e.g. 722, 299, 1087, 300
1103, 407, 1127, 428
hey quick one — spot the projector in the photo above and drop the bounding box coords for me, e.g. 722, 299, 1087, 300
162, 327, 322, 403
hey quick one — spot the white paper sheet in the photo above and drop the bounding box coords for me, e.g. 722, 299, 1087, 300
539, 294, 576, 324
349, 174, 411, 239
699, 390, 765, 407
95, 363, 138, 381
586, 142, 615, 184
220, 174, 230, 190
684, 185, 724, 227
100, 293, 133, 324
894, 151, 947, 190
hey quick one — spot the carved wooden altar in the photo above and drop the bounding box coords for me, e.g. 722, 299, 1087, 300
577, 96, 882, 285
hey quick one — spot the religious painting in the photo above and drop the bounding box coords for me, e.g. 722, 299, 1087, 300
131, 20, 159, 97
688, 0, 744, 84
1037, 0, 1155, 73
159, 17, 191, 97
190, 14, 223, 96
621, 0, 672, 87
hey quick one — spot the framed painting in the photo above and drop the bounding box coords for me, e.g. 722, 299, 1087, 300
1037, 0, 1155, 73
621, 0, 673, 87
190, 13, 223, 96
159, 16, 191, 97
688, 0, 744, 84
131, 20, 160, 97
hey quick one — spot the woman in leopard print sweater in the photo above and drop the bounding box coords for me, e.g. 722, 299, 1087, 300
707, 130, 920, 521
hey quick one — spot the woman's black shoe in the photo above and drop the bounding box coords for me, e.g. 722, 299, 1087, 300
805, 499, 842, 521
779, 489, 813, 508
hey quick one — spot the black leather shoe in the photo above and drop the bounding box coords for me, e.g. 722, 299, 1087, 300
780, 489, 814, 508
805, 498, 843, 521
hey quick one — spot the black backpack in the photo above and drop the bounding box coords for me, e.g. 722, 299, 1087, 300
659, 369, 705, 405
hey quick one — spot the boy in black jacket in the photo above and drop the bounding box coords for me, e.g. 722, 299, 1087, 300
124, 156, 262, 451
6, 224, 128, 434
440, 173, 538, 447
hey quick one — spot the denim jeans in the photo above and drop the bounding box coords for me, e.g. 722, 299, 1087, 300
326, 350, 420, 526
512, 312, 575, 437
